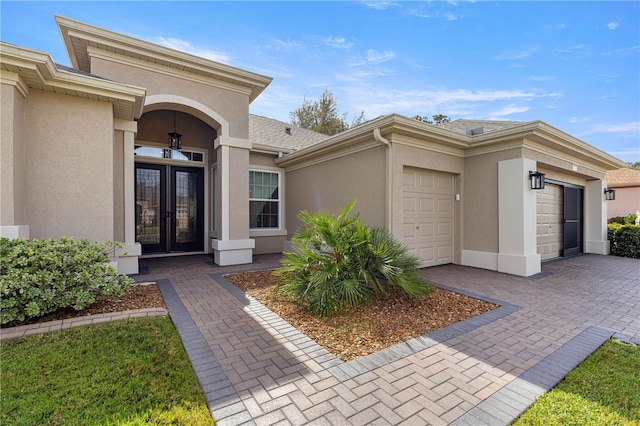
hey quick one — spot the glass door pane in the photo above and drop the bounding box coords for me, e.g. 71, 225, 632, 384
135, 163, 166, 253
171, 166, 204, 252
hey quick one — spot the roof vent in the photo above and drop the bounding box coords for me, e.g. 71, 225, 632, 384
285, 127, 292, 135
466, 127, 484, 136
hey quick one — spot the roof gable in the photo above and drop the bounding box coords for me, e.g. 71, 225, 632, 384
55, 16, 272, 103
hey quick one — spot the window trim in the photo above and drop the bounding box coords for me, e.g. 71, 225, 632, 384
249, 167, 283, 231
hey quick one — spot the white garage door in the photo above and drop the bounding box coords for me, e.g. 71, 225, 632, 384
402, 167, 454, 267
536, 183, 563, 260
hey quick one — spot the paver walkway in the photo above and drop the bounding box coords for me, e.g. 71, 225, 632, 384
138, 254, 639, 425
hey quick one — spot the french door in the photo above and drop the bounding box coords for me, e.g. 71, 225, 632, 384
135, 163, 204, 254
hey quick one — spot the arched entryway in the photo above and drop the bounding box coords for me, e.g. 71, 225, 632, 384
134, 99, 222, 256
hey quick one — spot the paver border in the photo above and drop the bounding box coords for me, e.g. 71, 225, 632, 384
156, 278, 255, 425
451, 325, 615, 425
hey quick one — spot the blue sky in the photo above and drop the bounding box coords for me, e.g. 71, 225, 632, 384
2, 1, 639, 162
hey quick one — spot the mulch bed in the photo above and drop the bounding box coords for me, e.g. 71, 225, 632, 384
225, 270, 498, 361
1, 283, 166, 328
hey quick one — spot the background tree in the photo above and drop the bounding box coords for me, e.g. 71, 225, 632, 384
413, 114, 451, 125
290, 89, 365, 136
626, 161, 640, 170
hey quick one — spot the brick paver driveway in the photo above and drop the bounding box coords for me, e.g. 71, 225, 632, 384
140, 254, 639, 425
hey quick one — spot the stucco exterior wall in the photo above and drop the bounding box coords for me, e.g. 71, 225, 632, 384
113, 130, 125, 241
285, 145, 386, 237
229, 147, 250, 240
90, 56, 249, 139
250, 151, 278, 167
1, 83, 26, 226
24, 91, 114, 241
523, 146, 605, 181
463, 148, 523, 253
607, 186, 640, 218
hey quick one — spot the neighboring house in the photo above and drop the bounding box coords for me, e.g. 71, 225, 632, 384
604, 168, 640, 219
1, 17, 625, 277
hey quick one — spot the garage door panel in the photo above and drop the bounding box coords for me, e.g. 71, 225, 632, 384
402, 167, 454, 267
536, 183, 563, 261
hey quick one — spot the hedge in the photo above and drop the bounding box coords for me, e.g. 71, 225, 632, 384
607, 224, 640, 259
0, 237, 133, 325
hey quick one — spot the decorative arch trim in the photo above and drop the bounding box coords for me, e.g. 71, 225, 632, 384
144, 94, 229, 137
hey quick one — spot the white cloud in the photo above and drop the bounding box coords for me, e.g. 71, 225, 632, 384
359, 1, 399, 10
605, 148, 640, 162
583, 121, 640, 135
341, 86, 563, 118
543, 23, 567, 30
607, 21, 620, 30
349, 49, 395, 66
569, 117, 591, 123
153, 37, 230, 63
494, 47, 538, 61
530, 75, 556, 81
325, 37, 352, 49
443, 12, 459, 21
261, 38, 303, 52
485, 104, 530, 119
366, 49, 394, 64
557, 44, 587, 54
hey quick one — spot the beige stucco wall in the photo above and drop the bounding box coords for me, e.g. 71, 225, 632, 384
250, 151, 278, 167
90, 56, 249, 139
285, 145, 386, 237
463, 148, 523, 253
24, 91, 114, 241
113, 130, 125, 241
229, 147, 250, 240
1, 83, 26, 226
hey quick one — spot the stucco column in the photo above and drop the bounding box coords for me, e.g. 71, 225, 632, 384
212, 135, 255, 265
114, 119, 141, 274
0, 74, 30, 239
584, 179, 610, 255
497, 158, 541, 276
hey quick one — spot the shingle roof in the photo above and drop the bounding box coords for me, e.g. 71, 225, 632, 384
249, 114, 329, 152
605, 168, 640, 186
438, 119, 529, 136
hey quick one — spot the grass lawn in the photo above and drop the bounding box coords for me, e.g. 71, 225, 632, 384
514, 339, 640, 425
1, 317, 213, 425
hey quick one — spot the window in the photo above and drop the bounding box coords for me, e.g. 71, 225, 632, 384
134, 145, 204, 162
249, 170, 280, 229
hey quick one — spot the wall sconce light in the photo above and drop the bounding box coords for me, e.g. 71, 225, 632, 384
529, 171, 545, 190
604, 188, 616, 201
168, 111, 182, 150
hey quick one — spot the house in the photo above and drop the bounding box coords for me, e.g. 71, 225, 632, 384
604, 168, 640, 219
1, 16, 625, 277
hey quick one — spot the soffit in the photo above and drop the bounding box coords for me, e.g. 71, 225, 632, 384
56, 16, 272, 102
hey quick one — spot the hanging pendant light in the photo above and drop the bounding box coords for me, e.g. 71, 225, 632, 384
168, 111, 182, 150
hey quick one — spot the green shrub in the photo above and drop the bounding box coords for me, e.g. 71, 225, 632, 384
607, 224, 640, 258
0, 237, 133, 325
608, 213, 638, 225
274, 200, 431, 317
